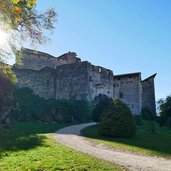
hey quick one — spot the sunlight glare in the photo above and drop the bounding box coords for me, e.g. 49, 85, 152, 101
0, 29, 8, 46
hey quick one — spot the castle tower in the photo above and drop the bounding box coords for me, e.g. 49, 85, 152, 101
141, 74, 157, 114
113, 73, 142, 115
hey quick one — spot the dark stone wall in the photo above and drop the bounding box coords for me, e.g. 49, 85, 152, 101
14, 61, 114, 102
14, 62, 91, 101
55, 61, 90, 100
88, 65, 114, 101
14, 67, 56, 99
142, 75, 156, 114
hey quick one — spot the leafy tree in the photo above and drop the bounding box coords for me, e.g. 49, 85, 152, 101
141, 107, 156, 133
141, 107, 155, 121
99, 99, 136, 138
0, 63, 16, 125
158, 96, 171, 127
0, 0, 56, 125
0, 0, 57, 62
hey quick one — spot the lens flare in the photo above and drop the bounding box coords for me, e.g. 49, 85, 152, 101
0, 30, 8, 45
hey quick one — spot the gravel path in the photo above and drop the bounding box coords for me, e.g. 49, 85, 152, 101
55, 123, 171, 171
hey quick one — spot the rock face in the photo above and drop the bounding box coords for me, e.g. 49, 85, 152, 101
13, 48, 157, 115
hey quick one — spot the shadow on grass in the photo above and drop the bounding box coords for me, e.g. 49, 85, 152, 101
82, 124, 171, 157
0, 121, 70, 157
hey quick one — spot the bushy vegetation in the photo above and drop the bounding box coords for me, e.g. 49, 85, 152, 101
92, 97, 111, 122
0, 64, 16, 125
157, 96, 171, 128
141, 107, 156, 133
134, 115, 143, 126
10, 88, 92, 123
141, 107, 156, 121
99, 99, 136, 138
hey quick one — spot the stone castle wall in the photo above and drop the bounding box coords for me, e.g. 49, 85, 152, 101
15, 48, 81, 70
54, 61, 90, 100
113, 73, 142, 115
14, 61, 114, 102
88, 65, 114, 101
14, 67, 56, 99
14, 48, 157, 115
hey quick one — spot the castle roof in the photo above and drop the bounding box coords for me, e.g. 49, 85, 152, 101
113, 72, 141, 79
142, 73, 157, 82
21, 47, 56, 59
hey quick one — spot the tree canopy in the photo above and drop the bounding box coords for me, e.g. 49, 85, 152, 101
158, 96, 171, 127
0, 0, 57, 62
0, 0, 56, 125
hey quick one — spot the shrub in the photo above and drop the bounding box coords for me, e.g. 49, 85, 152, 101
166, 117, 171, 128
10, 88, 92, 123
156, 116, 165, 127
134, 115, 143, 125
158, 96, 171, 127
141, 107, 157, 133
92, 97, 112, 122
98, 99, 136, 138
141, 107, 155, 121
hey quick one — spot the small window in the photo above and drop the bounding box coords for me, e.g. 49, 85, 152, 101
113, 84, 115, 87
119, 92, 123, 98
46, 80, 49, 87
99, 68, 102, 72
107, 70, 109, 75
89, 76, 92, 81
129, 75, 132, 79
118, 77, 120, 80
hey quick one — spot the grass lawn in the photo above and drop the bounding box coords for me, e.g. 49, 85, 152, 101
82, 121, 171, 158
0, 122, 125, 171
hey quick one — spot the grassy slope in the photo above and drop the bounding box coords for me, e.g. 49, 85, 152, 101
82, 121, 171, 158
0, 122, 124, 171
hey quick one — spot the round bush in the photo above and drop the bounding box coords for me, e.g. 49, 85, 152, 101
98, 99, 136, 138
92, 97, 112, 122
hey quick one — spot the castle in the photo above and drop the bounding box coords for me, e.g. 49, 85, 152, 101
13, 48, 157, 115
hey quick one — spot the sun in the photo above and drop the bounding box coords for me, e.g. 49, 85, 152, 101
0, 30, 8, 46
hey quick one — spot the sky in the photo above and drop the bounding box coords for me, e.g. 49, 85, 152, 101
26, 0, 170, 100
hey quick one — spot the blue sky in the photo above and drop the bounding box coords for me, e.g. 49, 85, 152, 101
29, 0, 171, 100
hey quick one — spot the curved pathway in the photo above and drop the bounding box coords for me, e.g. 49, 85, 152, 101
55, 123, 171, 171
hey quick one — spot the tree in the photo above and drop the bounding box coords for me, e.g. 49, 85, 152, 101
99, 99, 136, 138
0, 63, 16, 126
0, 0, 57, 62
158, 96, 171, 127
0, 0, 56, 126
141, 107, 156, 133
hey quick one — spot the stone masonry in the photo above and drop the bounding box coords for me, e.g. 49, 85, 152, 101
13, 48, 157, 115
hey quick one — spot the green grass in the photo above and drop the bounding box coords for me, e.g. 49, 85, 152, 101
0, 122, 125, 171
81, 121, 171, 158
